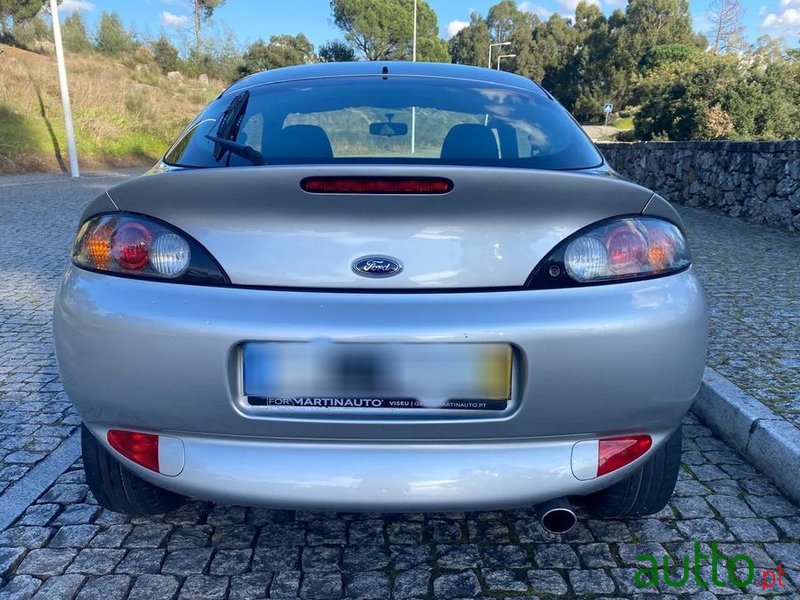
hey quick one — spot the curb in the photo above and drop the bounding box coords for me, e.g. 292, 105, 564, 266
0, 430, 80, 531
692, 367, 800, 505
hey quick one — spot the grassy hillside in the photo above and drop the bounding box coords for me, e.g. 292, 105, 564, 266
0, 44, 222, 173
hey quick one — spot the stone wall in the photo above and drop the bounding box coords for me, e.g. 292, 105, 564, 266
597, 141, 800, 232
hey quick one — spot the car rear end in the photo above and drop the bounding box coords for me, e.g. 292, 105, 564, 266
53, 63, 707, 514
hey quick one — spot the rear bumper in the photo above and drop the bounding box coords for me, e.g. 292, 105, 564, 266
85, 423, 672, 510
54, 266, 706, 442
56, 266, 705, 508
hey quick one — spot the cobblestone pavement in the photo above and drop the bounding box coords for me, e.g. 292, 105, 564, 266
0, 174, 798, 598
0, 413, 798, 599
678, 207, 800, 428
0, 172, 136, 499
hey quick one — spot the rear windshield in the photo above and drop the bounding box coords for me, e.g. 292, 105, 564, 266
164, 75, 603, 170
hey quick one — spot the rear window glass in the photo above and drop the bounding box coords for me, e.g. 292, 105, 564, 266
164, 76, 602, 170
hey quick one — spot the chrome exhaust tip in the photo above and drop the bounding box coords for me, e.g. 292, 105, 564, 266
536, 498, 577, 535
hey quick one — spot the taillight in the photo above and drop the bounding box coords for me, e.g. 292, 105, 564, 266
605, 225, 647, 274
530, 217, 691, 288
111, 222, 152, 270
301, 177, 453, 194
72, 214, 227, 284
107, 430, 159, 472
597, 435, 652, 476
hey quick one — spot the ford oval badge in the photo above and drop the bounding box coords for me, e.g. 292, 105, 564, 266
352, 256, 403, 278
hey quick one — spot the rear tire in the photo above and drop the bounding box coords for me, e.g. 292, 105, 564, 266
582, 425, 682, 518
81, 424, 184, 516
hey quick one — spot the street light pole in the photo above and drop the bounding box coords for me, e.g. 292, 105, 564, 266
488, 41, 511, 68
496, 53, 516, 70
411, 0, 417, 155
50, 0, 79, 178
412, 0, 417, 62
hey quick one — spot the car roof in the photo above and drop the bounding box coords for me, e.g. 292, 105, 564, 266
223, 61, 546, 97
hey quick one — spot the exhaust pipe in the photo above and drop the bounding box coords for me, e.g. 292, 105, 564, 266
535, 497, 577, 535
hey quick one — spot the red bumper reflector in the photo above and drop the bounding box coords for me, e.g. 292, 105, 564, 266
597, 435, 652, 477
107, 430, 159, 473
301, 177, 453, 194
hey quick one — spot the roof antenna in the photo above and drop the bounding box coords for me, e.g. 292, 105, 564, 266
381, 65, 389, 80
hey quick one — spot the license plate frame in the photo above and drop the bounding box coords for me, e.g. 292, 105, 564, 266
242, 342, 512, 411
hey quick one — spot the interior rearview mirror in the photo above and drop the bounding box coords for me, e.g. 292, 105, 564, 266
369, 114, 408, 137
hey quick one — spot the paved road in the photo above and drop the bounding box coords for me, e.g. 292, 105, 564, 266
0, 172, 798, 598
678, 207, 800, 428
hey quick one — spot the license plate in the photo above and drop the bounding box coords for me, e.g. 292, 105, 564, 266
243, 342, 511, 410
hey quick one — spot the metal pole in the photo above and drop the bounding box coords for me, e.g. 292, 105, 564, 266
488, 42, 511, 68
412, 0, 417, 62
496, 54, 516, 70
50, 0, 79, 178
411, 0, 416, 155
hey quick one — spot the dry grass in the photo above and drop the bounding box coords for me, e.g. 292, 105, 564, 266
0, 44, 222, 173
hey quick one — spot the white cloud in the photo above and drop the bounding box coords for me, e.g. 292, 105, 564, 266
761, 6, 800, 34
780, 0, 800, 7
558, 0, 599, 10
445, 19, 469, 39
59, 0, 94, 12
518, 1, 553, 19
160, 10, 188, 27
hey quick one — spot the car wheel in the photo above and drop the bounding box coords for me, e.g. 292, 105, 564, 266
581, 425, 682, 518
81, 424, 184, 516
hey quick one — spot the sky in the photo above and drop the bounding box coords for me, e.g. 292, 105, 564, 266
56, 0, 800, 52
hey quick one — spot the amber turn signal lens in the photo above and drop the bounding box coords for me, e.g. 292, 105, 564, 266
83, 222, 114, 269
645, 227, 676, 271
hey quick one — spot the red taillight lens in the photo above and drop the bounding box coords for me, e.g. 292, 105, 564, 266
111, 222, 152, 270
606, 226, 647, 274
107, 430, 159, 472
301, 177, 453, 194
597, 435, 652, 476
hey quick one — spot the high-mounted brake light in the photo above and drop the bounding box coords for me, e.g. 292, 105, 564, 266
301, 177, 453, 194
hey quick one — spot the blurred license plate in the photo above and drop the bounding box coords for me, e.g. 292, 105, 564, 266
243, 342, 511, 411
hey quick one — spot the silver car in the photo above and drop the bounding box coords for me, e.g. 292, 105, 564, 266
54, 62, 706, 530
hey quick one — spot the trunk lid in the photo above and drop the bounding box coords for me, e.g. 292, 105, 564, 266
106, 165, 653, 289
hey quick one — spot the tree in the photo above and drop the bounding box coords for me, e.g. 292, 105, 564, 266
707, 0, 746, 54
486, 0, 541, 77
239, 34, 316, 76
447, 12, 489, 67
7, 11, 49, 48
331, 0, 447, 61
152, 34, 179, 73
545, 1, 620, 120
192, 0, 224, 58
0, 0, 46, 23
95, 11, 134, 56
537, 14, 580, 92
62, 11, 91, 53
319, 39, 356, 62
614, 0, 699, 67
